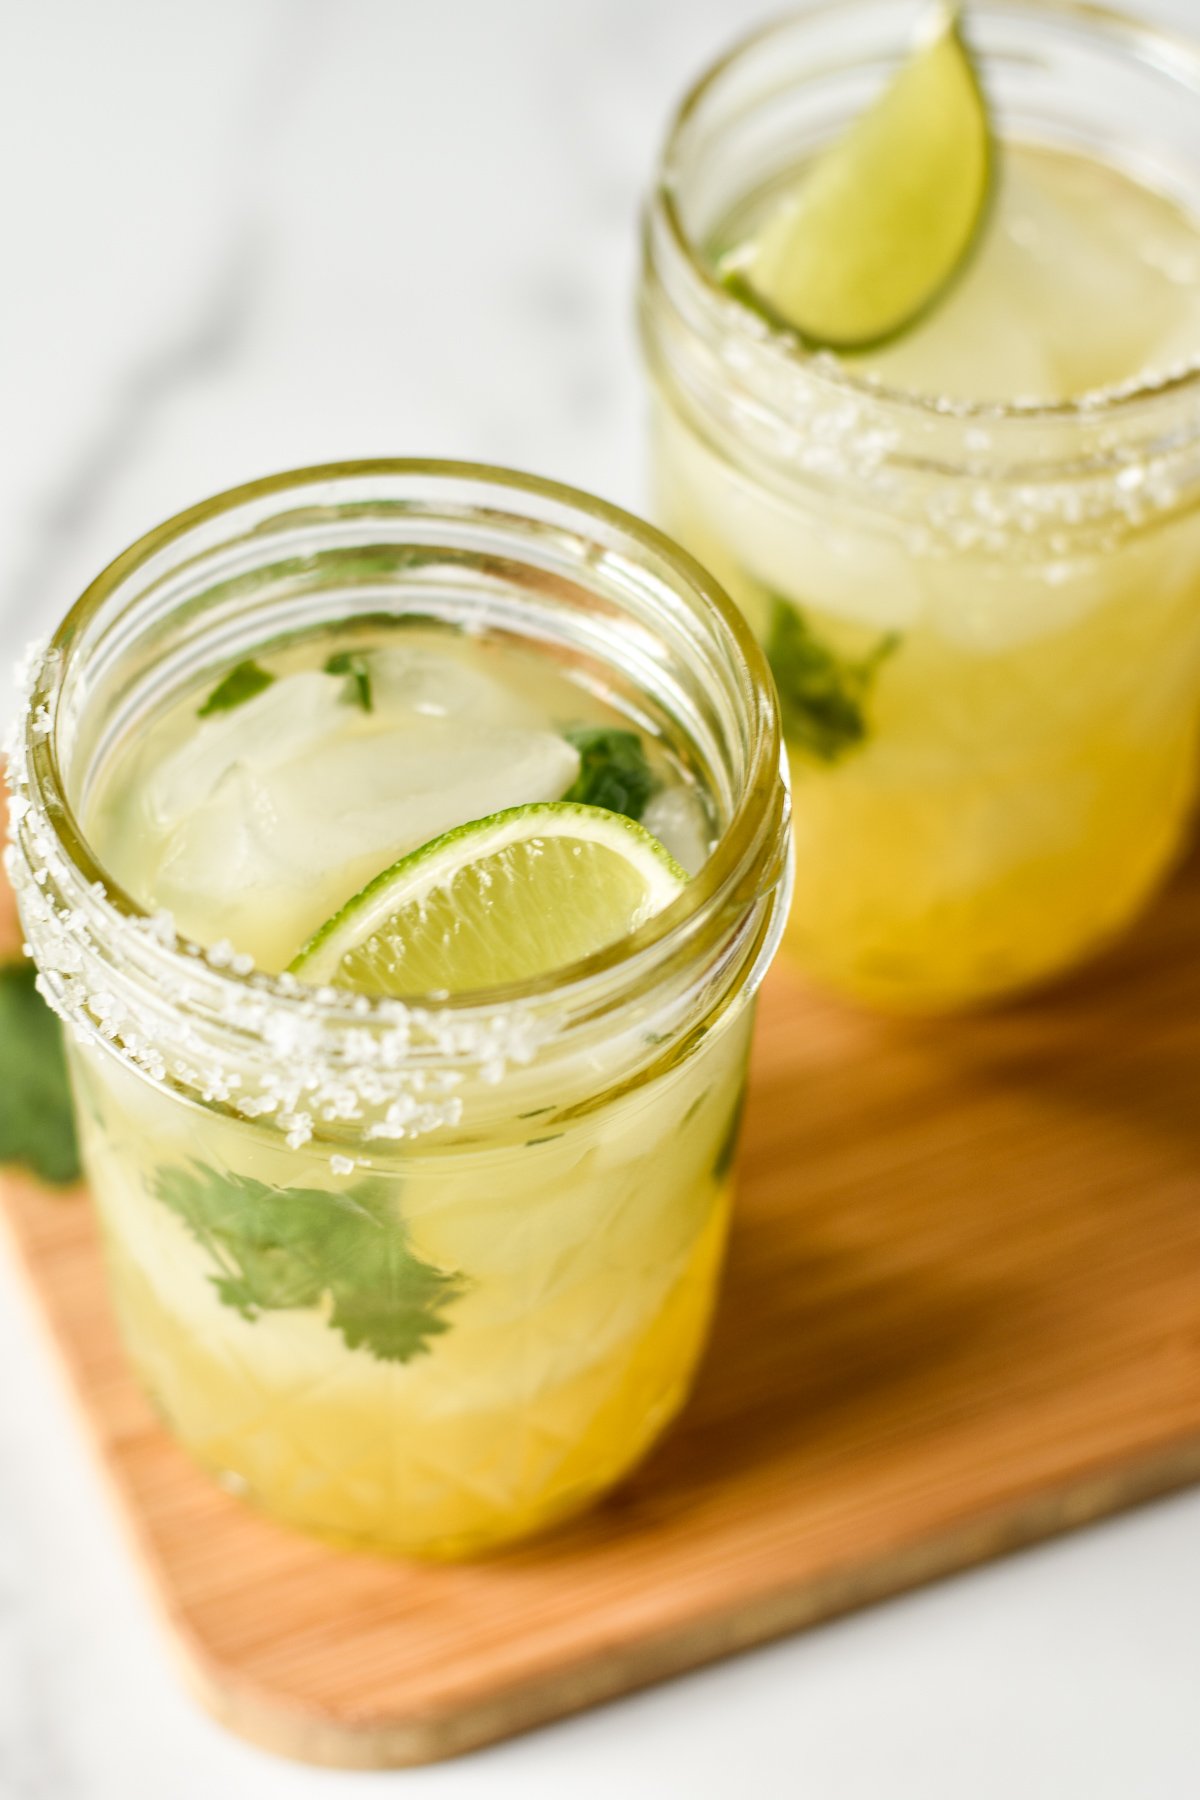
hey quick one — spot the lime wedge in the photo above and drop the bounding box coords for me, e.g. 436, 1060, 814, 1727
725, 11, 990, 351
289, 802, 689, 996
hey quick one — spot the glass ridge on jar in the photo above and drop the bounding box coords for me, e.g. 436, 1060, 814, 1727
640, 0, 1200, 1011
7, 461, 790, 1559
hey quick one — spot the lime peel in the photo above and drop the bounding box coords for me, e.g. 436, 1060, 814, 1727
723, 9, 991, 352
289, 801, 690, 997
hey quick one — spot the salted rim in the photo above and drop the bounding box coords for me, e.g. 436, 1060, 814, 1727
18, 459, 787, 1026
655, 0, 1200, 425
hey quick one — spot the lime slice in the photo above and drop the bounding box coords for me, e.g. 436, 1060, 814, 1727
725, 11, 990, 351
289, 802, 689, 996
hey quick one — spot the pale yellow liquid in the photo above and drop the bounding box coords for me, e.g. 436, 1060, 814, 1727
78, 624, 746, 1556
655, 145, 1200, 1008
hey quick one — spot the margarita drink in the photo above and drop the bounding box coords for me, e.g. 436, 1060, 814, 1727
9, 465, 788, 1558
642, 0, 1200, 1009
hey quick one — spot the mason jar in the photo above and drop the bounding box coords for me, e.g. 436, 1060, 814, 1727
640, 0, 1200, 1011
7, 462, 790, 1559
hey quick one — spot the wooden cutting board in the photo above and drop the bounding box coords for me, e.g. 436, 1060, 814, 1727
4, 844, 1200, 1768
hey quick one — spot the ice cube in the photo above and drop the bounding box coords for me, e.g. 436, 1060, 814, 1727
641, 786, 713, 876
260, 719, 580, 874
856, 164, 1059, 402
369, 644, 545, 728
861, 147, 1200, 402
146, 671, 346, 827
990, 150, 1196, 396
145, 717, 580, 967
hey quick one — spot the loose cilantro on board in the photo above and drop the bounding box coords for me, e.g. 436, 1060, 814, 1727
0, 963, 80, 1186
324, 650, 373, 712
563, 727, 656, 822
765, 599, 898, 764
152, 1163, 467, 1363
197, 659, 275, 717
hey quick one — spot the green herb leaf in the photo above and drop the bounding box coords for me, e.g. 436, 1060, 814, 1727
0, 963, 80, 1186
563, 727, 656, 822
152, 1162, 467, 1363
197, 660, 275, 718
712, 1092, 746, 1186
765, 598, 898, 763
324, 650, 373, 712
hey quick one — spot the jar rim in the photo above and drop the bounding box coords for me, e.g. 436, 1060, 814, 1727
653, 0, 1200, 428
14, 459, 789, 1041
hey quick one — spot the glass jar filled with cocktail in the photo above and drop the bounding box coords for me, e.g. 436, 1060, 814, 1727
7, 463, 789, 1557
641, 0, 1200, 1010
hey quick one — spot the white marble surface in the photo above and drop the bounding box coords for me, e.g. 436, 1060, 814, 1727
3, 1, 1200, 1793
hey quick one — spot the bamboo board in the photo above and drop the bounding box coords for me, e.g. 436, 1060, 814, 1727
4, 847, 1200, 1768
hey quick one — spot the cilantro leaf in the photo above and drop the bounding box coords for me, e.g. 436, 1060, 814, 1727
712, 1092, 746, 1187
765, 598, 898, 764
152, 1163, 467, 1363
0, 962, 80, 1186
563, 727, 656, 822
197, 659, 275, 717
324, 650, 373, 712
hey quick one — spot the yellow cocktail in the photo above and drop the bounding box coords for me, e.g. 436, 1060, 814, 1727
642, 1, 1200, 1008
9, 464, 789, 1556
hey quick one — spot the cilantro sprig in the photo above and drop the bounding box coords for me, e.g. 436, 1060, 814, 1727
0, 963, 80, 1186
153, 1163, 467, 1363
765, 598, 898, 763
324, 650, 373, 712
712, 1093, 746, 1187
563, 727, 656, 822
197, 659, 275, 717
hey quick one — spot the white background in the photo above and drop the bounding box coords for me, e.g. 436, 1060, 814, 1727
2, 2, 1200, 1793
